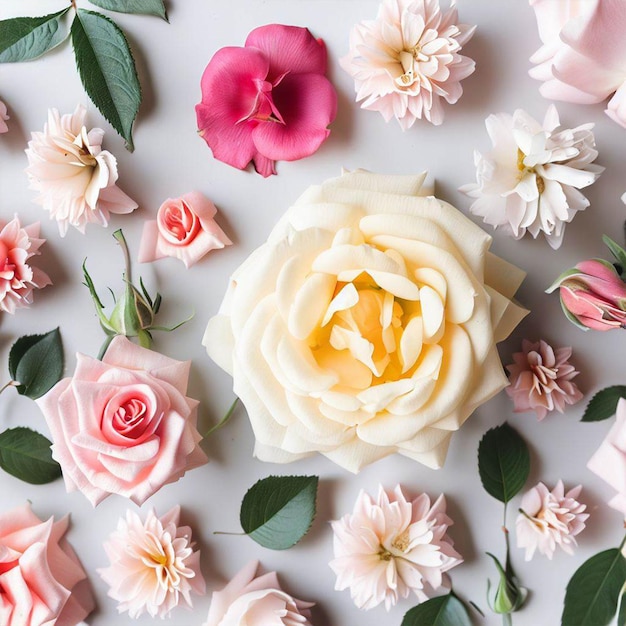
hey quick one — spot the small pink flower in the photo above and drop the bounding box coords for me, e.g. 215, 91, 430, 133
516, 481, 588, 560
341, 0, 476, 129
203, 560, 313, 626
138, 192, 232, 268
36, 335, 208, 506
196, 24, 337, 177
99, 506, 205, 619
0, 100, 9, 134
0, 503, 94, 626
505, 339, 583, 420
588, 397, 626, 519
25, 105, 137, 235
0, 216, 51, 314
330, 485, 462, 611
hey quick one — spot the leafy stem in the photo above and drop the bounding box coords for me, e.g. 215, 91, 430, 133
204, 397, 240, 438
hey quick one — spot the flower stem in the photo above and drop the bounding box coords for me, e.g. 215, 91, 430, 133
213, 530, 246, 536
204, 397, 239, 438
503, 612, 513, 626
0, 381, 16, 395
113, 229, 132, 284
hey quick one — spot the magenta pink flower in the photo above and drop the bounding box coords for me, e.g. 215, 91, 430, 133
0, 216, 51, 314
196, 24, 337, 177
506, 339, 583, 420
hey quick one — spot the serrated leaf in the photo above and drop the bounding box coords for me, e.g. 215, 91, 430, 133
240, 475, 318, 550
582, 386, 626, 422
478, 422, 530, 504
10, 328, 64, 399
71, 10, 141, 150
0, 9, 70, 63
401, 593, 472, 626
562, 549, 626, 626
88, 0, 168, 21
0, 427, 61, 484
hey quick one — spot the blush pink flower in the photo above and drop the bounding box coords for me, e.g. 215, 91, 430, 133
98, 506, 205, 619
196, 24, 337, 178
341, 0, 476, 129
330, 485, 462, 611
0, 503, 94, 626
25, 105, 137, 236
203, 560, 313, 626
516, 481, 588, 560
505, 339, 583, 420
36, 335, 208, 506
0, 100, 9, 134
588, 397, 626, 519
0, 216, 51, 314
138, 192, 232, 268
529, 0, 626, 128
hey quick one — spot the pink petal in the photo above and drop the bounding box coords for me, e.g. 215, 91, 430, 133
606, 81, 626, 128
251, 73, 337, 162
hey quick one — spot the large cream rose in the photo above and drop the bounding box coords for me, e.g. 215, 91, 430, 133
204, 171, 527, 471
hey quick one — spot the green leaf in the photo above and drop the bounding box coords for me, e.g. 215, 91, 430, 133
478, 422, 530, 504
401, 593, 472, 626
0, 9, 70, 63
0, 427, 61, 484
88, 0, 168, 21
240, 475, 318, 550
562, 549, 626, 626
582, 386, 626, 422
71, 10, 141, 151
618, 588, 626, 626
603, 235, 626, 270
9, 329, 64, 399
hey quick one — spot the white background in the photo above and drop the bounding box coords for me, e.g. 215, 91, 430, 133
1, 1, 626, 625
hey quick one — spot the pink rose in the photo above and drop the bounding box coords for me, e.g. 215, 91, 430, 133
0, 504, 94, 626
36, 336, 208, 506
138, 192, 232, 268
588, 397, 626, 518
203, 561, 313, 626
0, 100, 9, 134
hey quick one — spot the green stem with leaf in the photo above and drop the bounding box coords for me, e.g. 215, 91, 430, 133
205, 397, 240, 438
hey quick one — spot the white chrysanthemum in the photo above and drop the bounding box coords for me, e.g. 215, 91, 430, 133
460, 105, 603, 249
25, 105, 137, 236
330, 485, 462, 610
340, 0, 476, 129
98, 506, 205, 619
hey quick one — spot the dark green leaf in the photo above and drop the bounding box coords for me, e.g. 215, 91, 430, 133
562, 549, 626, 626
240, 475, 318, 550
0, 10, 69, 63
401, 594, 472, 626
88, 0, 168, 21
603, 235, 626, 271
478, 422, 530, 503
618, 590, 626, 626
0, 427, 61, 484
10, 329, 64, 399
582, 386, 626, 422
71, 10, 141, 150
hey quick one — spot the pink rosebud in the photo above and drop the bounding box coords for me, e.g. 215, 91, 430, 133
138, 192, 231, 268
548, 258, 626, 331
196, 24, 337, 177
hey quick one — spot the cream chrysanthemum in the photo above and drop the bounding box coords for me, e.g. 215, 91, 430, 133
461, 105, 603, 249
330, 485, 462, 610
341, 0, 476, 128
98, 506, 205, 619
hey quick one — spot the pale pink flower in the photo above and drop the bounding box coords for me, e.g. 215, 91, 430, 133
0, 503, 94, 626
330, 485, 462, 611
516, 481, 588, 560
36, 335, 208, 506
0, 100, 9, 134
99, 506, 205, 619
138, 192, 232, 268
529, 0, 626, 128
588, 397, 626, 519
204, 560, 313, 626
196, 24, 337, 177
25, 105, 137, 236
506, 339, 583, 420
341, 0, 476, 129
0, 216, 51, 314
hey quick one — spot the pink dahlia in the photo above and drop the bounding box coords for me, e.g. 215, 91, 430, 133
0, 100, 8, 134
505, 339, 583, 420
516, 481, 588, 560
330, 485, 462, 611
341, 0, 476, 129
196, 24, 337, 177
0, 216, 51, 314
